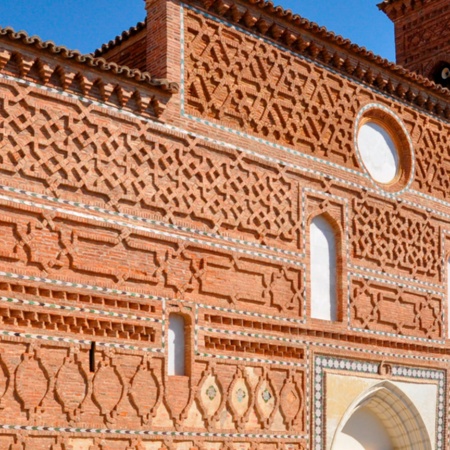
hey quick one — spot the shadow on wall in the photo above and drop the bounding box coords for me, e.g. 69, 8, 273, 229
331, 382, 432, 450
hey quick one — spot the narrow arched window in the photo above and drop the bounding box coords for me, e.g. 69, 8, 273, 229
310, 215, 337, 321
168, 314, 186, 376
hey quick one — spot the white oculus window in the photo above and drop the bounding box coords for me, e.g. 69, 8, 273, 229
310, 215, 337, 321
168, 314, 186, 376
357, 122, 399, 184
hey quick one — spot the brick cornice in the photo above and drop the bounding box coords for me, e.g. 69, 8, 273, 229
0, 38, 174, 119
378, 0, 432, 20
0, 26, 179, 94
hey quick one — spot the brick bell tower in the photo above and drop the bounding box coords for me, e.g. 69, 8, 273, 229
379, 0, 450, 87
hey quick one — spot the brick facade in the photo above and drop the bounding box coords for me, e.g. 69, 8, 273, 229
0, 0, 448, 448
380, 0, 450, 80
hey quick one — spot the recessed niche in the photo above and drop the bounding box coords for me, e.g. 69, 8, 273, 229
310, 215, 337, 322
168, 313, 185, 376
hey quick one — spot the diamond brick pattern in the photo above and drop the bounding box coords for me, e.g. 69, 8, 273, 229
352, 196, 440, 281
0, 94, 301, 253
185, 10, 359, 169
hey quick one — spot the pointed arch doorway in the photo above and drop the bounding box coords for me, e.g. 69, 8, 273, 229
331, 382, 432, 450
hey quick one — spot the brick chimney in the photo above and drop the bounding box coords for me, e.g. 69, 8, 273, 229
379, 0, 450, 87
145, 0, 182, 82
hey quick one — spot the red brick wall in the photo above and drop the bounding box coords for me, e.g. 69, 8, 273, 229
0, 0, 448, 449
100, 31, 148, 73
384, 0, 450, 77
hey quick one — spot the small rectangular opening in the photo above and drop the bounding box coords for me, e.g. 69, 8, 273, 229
89, 341, 96, 373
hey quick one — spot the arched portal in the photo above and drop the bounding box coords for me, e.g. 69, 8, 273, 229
331, 382, 432, 450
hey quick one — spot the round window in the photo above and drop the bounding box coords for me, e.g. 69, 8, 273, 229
355, 105, 413, 193
357, 122, 399, 184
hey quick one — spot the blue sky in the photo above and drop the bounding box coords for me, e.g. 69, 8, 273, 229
0, 0, 395, 61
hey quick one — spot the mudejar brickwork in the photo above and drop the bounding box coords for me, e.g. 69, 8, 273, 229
0, 0, 447, 448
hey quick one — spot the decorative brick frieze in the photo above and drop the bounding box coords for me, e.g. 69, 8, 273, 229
203, 334, 305, 360
0, 337, 310, 440
0, 46, 173, 121
380, 0, 450, 81
0, 80, 302, 255
349, 275, 443, 340
0, 197, 305, 320
0, 0, 450, 447
0, 301, 158, 343
351, 195, 440, 282
0, 280, 159, 316
183, 0, 450, 117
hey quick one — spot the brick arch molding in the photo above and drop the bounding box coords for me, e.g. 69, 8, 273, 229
331, 381, 432, 450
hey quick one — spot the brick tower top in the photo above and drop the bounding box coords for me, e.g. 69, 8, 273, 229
379, 0, 450, 86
